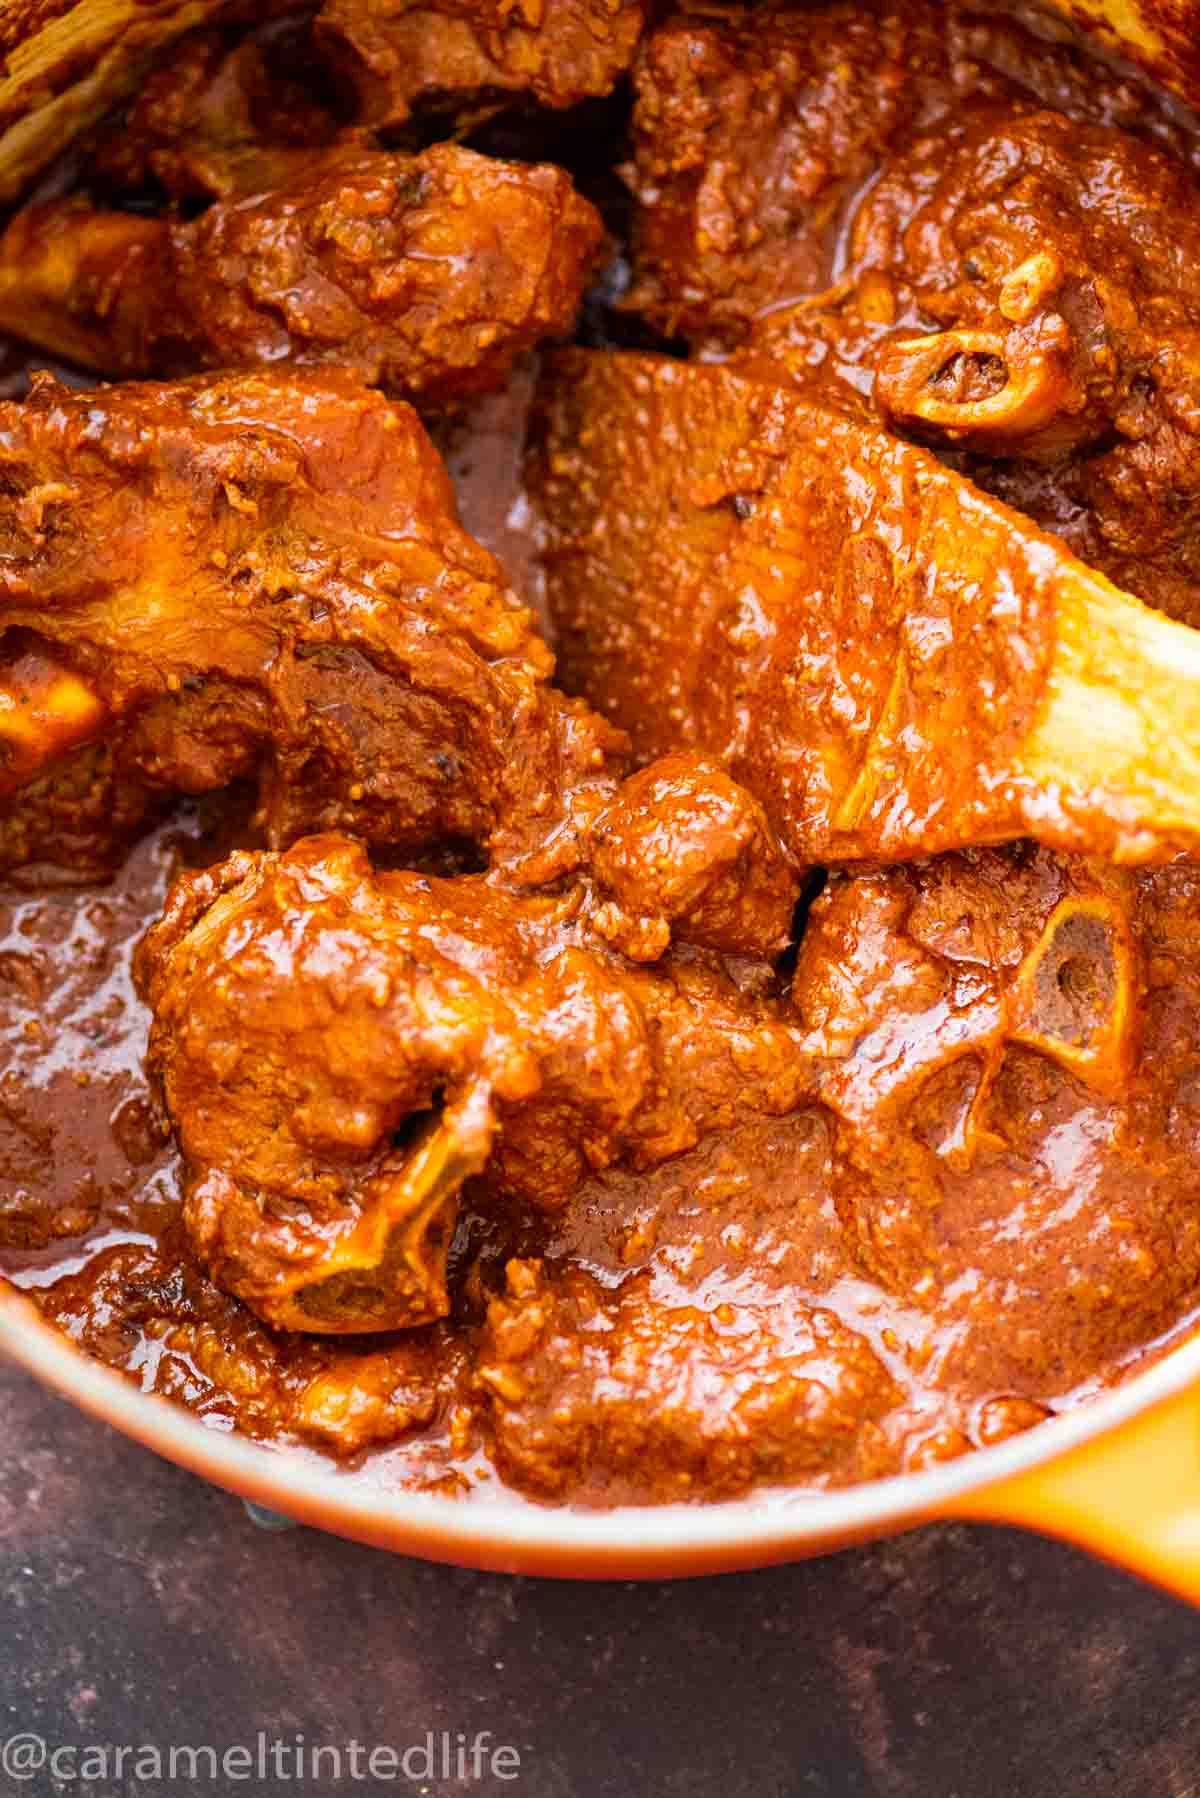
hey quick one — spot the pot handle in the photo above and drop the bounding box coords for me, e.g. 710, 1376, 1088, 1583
948, 1380, 1200, 1603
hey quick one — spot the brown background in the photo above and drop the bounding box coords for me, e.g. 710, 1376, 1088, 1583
4, 1360, 1199, 1797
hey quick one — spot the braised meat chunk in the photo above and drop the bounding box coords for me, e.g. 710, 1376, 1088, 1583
12, 0, 1200, 1517
532, 350, 1200, 867
136, 824, 802, 1334
0, 145, 603, 403
751, 104, 1200, 625
85, 23, 353, 204
791, 847, 1200, 1396
795, 847, 1141, 1187
623, 0, 949, 343
479, 1259, 900, 1499
870, 109, 1200, 625
622, 0, 1200, 348
0, 748, 158, 885
315, 0, 647, 128
856, 108, 1200, 464
37, 1236, 468, 1458
0, 367, 629, 874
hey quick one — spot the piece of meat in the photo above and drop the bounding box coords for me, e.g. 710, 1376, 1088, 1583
0, 366, 635, 876
789, 845, 1200, 1393
623, 0, 948, 344
856, 109, 1200, 457
36, 1236, 468, 1457
794, 846, 1141, 1180
135, 828, 803, 1333
315, 0, 646, 129
0, 635, 163, 878
586, 752, 800, 961
718, 92, 1200, 625
0, 0, 327, 208
477, 1258, 900, 1498
0, 144, 603, 405
0, 748, 160, 885
84, 23, 353, 203
811, 106, 1200, 622
531, 349, 1200, 866
622, 0, 1200, 347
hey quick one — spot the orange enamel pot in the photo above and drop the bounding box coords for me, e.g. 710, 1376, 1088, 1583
6, 1275, 1200, 1591
5, 0, 1200, 1592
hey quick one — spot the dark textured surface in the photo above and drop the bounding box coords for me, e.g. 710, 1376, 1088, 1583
3, 1358, 1199, 1798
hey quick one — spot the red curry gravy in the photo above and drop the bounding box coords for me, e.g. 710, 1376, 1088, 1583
5, 0, 1200, 1509
1, 362, 1198, 1509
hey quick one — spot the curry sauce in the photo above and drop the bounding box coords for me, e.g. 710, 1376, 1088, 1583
2, 0, 1200, 1509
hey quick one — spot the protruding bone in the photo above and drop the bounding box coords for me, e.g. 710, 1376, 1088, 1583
874, 325, 1073, 449
186, 1086, 496, 1336
0, 642, 107, 796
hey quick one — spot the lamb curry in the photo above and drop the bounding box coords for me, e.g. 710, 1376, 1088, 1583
3, 0, 1200, 1508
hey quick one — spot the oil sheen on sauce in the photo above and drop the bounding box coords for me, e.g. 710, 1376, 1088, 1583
1, 358, 1199, 1510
